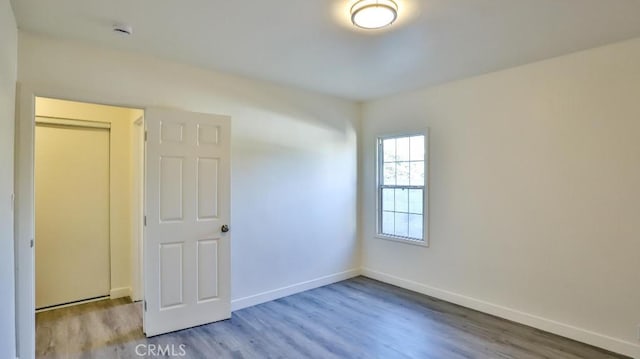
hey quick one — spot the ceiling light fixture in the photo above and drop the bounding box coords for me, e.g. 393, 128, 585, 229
351, 0, 398, 29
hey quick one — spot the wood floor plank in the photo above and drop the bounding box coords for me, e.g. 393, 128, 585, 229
36, 277, 630, 359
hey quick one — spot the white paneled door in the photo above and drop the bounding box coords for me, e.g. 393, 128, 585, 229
144, 108, 231, 336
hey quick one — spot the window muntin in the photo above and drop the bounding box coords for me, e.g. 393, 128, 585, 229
378, 133, 427, 243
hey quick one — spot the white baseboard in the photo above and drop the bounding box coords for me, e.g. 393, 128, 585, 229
110, 287, 132, 299
231, 268, 361, 311
361, 268, 640, 359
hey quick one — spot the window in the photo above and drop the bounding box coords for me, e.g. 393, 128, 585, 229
377, 131, 428, 245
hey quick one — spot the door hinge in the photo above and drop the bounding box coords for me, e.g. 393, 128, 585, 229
30, 239, 34, 248
144, 300, 147, 311
144, 131, 147, 141
144, 215, 147, 226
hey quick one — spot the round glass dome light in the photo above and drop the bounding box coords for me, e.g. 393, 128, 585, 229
351, 0, 398, 29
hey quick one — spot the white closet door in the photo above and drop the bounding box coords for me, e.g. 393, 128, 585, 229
35, 122, 111, 309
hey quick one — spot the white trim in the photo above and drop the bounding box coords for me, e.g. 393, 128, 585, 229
15, 85, 36, 359
109, 287, 132, 299
375, 129, 430, 246
35, 116, 111, 129
231, 269, 361, 311
361, 267, 640, 359
130, 115, 144, 302
374, 234, 428, 247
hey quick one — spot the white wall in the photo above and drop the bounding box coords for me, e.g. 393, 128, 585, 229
361, 38, 640, 357
0, 0, 17, 357
17, 32, 359, 302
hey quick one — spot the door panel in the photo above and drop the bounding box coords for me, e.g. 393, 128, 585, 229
159, 156, 184, 221
197, 158, 219, 220
144, 108, 231, 336
197, 239, 219, 301
35, 122, 111, 309
159, 243, 184, 308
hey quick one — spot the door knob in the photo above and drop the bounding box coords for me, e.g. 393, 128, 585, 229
221, 225, 230, 233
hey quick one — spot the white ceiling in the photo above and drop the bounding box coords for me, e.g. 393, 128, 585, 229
11, 0, 640, 100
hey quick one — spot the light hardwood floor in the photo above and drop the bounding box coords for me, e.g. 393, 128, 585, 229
36, 276, 629, 358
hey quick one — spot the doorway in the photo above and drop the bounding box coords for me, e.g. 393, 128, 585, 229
17, 91, 232, 358
34, 97, 144, 313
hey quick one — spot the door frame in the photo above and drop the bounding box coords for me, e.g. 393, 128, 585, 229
14, 85, 146, 359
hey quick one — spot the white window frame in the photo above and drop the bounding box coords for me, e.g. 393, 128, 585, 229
375, 129, 429, 247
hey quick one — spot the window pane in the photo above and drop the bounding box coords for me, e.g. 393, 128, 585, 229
396, 137, 410, 161
409, 189, 423, 214
394, 213, 409, 237
382, 211, 394, 236
382, 188, 394, 212
409, 214, 423, 240
383, 163, 395, 185
378, 133, 428, 242
395, 188, 408, 212
410, 136, 424, 161
383, 138, 396, 162
396, 162, 410, 185
410, 162, 424, 186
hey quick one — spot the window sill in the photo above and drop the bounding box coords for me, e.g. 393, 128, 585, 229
375, 234, 429, 247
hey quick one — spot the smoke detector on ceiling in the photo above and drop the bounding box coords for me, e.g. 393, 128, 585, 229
112, 23, 133, 36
